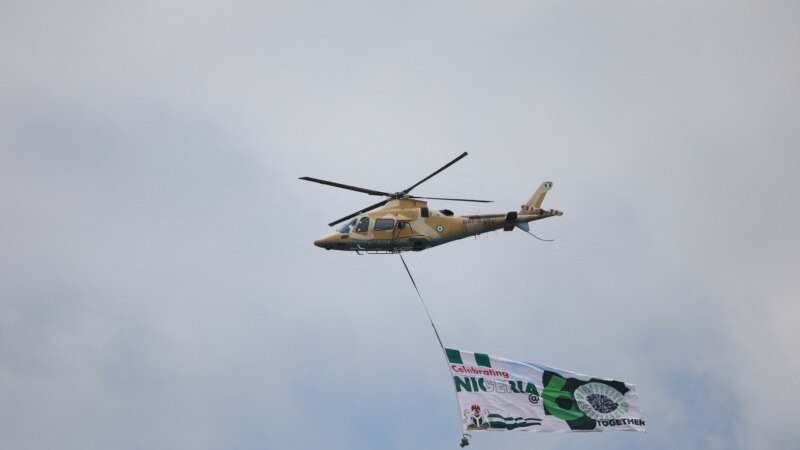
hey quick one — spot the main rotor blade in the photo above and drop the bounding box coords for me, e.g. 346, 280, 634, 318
328, 199, 390, 227
299, 177, 392, 197
401, 151, 469, 195
407, 195, 493, 203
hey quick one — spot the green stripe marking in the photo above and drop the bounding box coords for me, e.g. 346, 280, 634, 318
475, 353, 491, 367
445, 348, 463, 364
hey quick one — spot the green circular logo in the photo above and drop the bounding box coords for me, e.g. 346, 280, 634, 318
574, 383, 629, 421
436, 225, 444, 232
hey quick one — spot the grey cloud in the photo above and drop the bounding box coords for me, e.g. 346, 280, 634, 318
1, 1, 799, 449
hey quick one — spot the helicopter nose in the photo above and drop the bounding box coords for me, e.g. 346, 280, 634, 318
314, 233, 338, 249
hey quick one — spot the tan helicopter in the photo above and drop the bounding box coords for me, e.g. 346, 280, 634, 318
300, 152, 562, 253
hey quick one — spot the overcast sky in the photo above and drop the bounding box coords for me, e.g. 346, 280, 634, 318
1, 1, 799, 449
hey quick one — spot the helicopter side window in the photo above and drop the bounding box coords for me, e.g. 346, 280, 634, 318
355, 217, 370, 233
337, 218, 356, 234
374, 218, 395, 231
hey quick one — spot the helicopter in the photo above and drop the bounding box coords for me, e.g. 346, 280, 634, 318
300, 152, 562, 253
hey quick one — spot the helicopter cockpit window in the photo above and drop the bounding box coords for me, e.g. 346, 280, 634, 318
355, 217, 370, 233
337, 218, 356, 234
374, 218, 395, 231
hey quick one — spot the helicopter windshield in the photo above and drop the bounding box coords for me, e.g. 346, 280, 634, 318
337, 218, 356, 234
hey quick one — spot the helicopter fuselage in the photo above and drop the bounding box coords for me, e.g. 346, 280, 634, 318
313, 198, 561, 253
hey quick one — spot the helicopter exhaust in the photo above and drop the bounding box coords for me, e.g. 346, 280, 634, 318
503, 211, 518, 231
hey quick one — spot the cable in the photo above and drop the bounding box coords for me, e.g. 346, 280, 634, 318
398, 254, 470, 446
522, 229, 554, 242
399, 253, 443, 348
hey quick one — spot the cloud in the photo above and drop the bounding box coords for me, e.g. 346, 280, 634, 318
1, 1, 798, 449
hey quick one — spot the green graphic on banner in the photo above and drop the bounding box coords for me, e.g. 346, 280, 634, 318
446, 348, 645, 433
542, 371, 632, 430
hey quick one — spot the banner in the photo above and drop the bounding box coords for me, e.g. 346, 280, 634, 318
446, 348, 645, 433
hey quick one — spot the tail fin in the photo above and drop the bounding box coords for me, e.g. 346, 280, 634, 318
520, 182, 553, 213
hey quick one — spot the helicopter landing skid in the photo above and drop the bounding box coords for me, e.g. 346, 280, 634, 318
355, 247, 408, 255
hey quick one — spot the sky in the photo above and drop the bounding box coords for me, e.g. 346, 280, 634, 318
1, 1, 799, 449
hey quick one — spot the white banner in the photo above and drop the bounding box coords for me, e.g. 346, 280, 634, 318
446, 348, 645, 432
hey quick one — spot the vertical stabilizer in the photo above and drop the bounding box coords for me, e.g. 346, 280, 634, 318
520, 182, 553, 213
